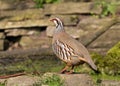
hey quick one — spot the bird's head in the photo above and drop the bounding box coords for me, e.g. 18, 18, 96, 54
50, 18, 63, 28
50, 18, 64, 33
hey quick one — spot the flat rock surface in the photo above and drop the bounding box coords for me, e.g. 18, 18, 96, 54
60, 74, 94, 86
0, 73, 120, 86
0, 75, 40, 86
101, 80, 120, 86
44, 2, 101, 14
42, 73, 94, 86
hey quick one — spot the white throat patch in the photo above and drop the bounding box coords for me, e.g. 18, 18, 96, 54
53, 20, 58, 27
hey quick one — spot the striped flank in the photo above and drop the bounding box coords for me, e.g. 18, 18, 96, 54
53, 40, 76, 61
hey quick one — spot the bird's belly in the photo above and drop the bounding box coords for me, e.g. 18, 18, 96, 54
69, 57, 84, 66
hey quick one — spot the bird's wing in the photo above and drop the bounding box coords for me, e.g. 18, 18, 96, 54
58, 32, 90, 60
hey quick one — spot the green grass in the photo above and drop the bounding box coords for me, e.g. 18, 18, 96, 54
0, 82, 5, 86
33, 0, 60, 8
0, 55, 64, 75
33, 74, 64, 86
0, 84, 5, 86
95, 0, 119, 17
91, 74, 120, 85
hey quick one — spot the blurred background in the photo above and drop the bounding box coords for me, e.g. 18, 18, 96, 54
0, 0, 120, 86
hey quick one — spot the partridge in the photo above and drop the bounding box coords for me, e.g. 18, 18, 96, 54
50, 18, 97, 74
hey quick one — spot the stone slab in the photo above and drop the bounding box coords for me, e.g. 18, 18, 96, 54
42, 73, 94, 86
44, 2, 101, 15
5, 29, 40, 36
19, 36, 51, 48
0, 19, 49, 29
88, 48, 109, 55
110, 23, 120, 30
0, 9, 44, 19
0, 75, 40, 86
101, 80, 120, 86
0, 33, 5, 39
0, 39, 4, 51
88, 27, 120, 49
78, 17, 116, 46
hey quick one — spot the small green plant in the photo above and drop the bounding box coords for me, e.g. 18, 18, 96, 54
0, 84, 5, 86
96, 0, 118, 17
0, 82, 6, 86
33, 0, 60, 8
42, 74, 64, 86
33, 81, 41, 86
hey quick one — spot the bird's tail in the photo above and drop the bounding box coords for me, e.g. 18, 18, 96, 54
78, 56, 99, 73
87, 60, 100, 73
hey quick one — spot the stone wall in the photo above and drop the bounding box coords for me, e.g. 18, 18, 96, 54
0, 1, 120, 55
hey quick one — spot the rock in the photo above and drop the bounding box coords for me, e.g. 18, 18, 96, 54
0, 0, 35, 10
46, 26, 55, 37
88, 27, 120, 48
44, 2, 101, 15
78, 17, 120, 54
0, 0, 12, 10
110, 23, 120, 30
77, 17, 119, 54
0, 47, 53, 59
88, 48, 109, 55
46, 26, 82, 39
50, 15, 79, 26
0, 75, 40, 86
0, 39, 4, 51
78, 17, 116, 46
5, 29, 40, 36
41, 73, 94, 86
0, 19, 49, 29
60, 74, 94, 86
19, 36, 51, 48
101, 80, 120, 86
0, 9, 44, 19
8, 9, 44, 21
0, 33, 5, 39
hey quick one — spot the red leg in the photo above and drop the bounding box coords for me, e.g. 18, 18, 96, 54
65, 65, 74, 74
60, 65, 69, 74
69, 65, 74, 74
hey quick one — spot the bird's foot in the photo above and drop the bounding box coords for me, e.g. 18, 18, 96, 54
65, 70, 74, 74
60, 70, 74, 74
60, 70, 68, 74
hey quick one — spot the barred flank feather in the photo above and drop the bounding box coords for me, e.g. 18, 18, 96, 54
53, 40, 76, 61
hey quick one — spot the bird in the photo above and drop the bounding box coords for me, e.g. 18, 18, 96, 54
50, 18, 97, 74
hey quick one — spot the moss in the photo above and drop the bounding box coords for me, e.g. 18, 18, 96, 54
107, 42, 120, 57
105, 42, 120, 75
41, 73, 64, 86
34, 0, 60, 8
91, 42, 120, 75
